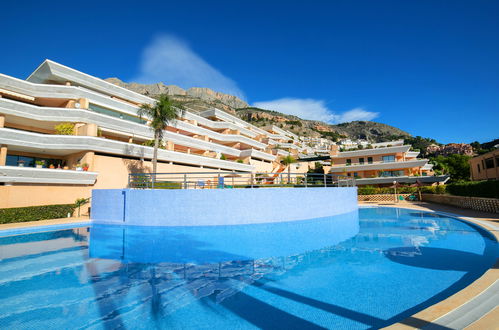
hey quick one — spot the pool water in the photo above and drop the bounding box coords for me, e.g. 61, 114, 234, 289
0, 207, 497, 329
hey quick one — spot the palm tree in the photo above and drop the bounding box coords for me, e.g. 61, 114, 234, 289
138, 95, 185, 184
281, 154, 297, 183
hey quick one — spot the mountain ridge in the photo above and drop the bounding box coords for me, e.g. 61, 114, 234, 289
105, 78, 411, 142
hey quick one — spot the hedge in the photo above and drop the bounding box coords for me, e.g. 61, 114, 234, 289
446, 180, 499, 199
0, 204, 76, 224
358, 185, 446, 195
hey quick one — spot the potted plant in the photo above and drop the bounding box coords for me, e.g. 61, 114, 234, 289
35, 160, 45, 168
49, 163, 55, 169
82, 163, 89, 171
76, 163, 83, 171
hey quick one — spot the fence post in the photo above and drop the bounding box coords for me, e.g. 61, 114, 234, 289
184, 174, 187, 189
324, 173, 327, 187
305, 173, 308, 187
251, 173, 254, 188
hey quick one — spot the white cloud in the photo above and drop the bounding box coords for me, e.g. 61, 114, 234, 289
253, 98, 379, 124
133, 35, 245, 99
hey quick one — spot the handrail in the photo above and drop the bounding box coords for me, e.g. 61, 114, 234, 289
128, 171, 356, 189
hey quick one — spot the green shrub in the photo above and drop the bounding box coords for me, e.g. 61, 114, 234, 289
54, 123, 75, 135
155, 181, 183, 189
358, 185, 377, 195
0, 204, 76, 224
420, 185, 446, 195
446, 181, 499, 199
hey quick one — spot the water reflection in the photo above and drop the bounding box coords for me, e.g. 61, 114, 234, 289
89, 211, 360, 264
0, 208, 496, 329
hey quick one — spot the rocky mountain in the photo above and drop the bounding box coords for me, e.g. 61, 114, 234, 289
105, 78, 248, 110
237, 107, 410, 142
106, 78, 411, 142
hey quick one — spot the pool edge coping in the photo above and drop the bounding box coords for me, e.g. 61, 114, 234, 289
377, 204, 499, 330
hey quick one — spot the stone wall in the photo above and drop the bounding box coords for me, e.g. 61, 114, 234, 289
422, 194, 499, 214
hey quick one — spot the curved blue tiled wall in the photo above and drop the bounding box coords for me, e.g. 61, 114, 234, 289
91, 187, 358, 226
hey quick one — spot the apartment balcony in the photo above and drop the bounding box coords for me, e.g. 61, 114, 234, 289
183, 111, 259, 138
0, 77, 267, 150
333, 145, 411, 158
27, 59, 153, 105
174, 120, 267, 149
0, 166, 98, 185
0, 98, 266, 157
0, 128, 254, 172
329, 159, 429, 172
276, 143, 300, 150
271, 125, 299, 139
0, 73, 142, 118
406, 151, 420, 158
199, 109, 269, 136
240, 149, 276, 162
421, 163, 434, 170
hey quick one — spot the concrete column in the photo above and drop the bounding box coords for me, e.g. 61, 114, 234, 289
0, 115, 5, 128
0, 145, 7, 166
76, 123, 98, 137
81, 151, 95, 171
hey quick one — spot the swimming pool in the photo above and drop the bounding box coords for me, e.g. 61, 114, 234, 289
0, 207, 497, 329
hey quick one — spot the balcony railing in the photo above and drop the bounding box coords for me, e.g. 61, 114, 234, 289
128, 171, 356, 189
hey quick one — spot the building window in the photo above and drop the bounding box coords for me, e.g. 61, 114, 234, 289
6, 154, 63, 168
347, 172, 351, 177
359, 158, 364, 164
485, 158, 495, 169
477, 164, 481, 173
380, 170, 404, 177
89, 103, 147, 124
354, 172, 359, 177
367, 157, 373, 164
346, 159, 352, 166
382, 155, 395, 163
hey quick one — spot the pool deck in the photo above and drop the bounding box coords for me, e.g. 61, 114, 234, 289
0, 216, 90, 231
361, 201, 498, 330
1, 203, 497, 329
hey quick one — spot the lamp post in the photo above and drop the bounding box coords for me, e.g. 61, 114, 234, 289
393, 180, 397, 203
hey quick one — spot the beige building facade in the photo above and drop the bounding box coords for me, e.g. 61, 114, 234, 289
469, 149, 499, 181
0, 60, 315, 209
323, 141, 448, 186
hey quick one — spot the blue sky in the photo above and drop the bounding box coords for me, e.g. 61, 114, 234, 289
1, 1, 498, 144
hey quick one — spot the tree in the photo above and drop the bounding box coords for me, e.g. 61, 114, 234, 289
74, 198, 90, 217
430, 154, 471, 182
138, 95, 185, 183
281, 154, 297, 183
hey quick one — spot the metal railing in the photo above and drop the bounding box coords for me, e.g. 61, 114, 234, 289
128, 171, 356, 189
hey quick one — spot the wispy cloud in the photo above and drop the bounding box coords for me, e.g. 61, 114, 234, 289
133, 35, 245, 99
253, 98, 379, 124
